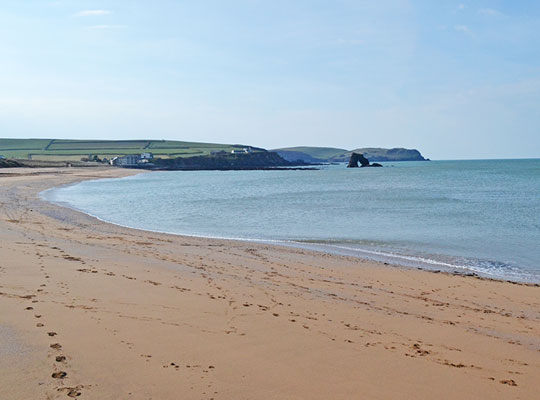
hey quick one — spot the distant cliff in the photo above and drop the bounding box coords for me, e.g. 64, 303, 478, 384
152, 151, 298, 170
273, 147, 427, 163
347, 148, 426, 162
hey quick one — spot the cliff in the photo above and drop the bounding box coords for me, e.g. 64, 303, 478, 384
346, 148, 426, 162
151, 151, 297, 170
273, 147, 427, 163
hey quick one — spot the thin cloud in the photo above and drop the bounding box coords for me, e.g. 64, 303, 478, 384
454, 25, 470, 33
479, 8, 504, 17
75, 10, 111, 17
457, 4, 466, 11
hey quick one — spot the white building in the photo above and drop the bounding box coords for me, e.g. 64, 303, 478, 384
231, 147, 253, 154
113, 154, 140, 167
112, 153, 155, 167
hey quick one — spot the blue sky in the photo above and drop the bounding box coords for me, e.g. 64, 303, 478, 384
1, 1, 539, 159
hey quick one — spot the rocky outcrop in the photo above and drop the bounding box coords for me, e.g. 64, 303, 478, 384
0, 159, 23, 168
347, 153, 370, 168
347, 153, 383, 168
151, 151, 302, 171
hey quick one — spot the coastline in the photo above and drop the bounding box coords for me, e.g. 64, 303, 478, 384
1, 167, 539, 399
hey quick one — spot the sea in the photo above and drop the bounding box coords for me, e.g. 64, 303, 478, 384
42, 159, 540, 283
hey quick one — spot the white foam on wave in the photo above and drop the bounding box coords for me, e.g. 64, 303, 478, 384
289, 241, 536, 283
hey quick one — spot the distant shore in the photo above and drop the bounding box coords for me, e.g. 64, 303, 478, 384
1, 167, 539, 399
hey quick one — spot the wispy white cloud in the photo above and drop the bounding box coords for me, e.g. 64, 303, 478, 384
454, 25, 470, 33
479, 8, 504, 17
75, 10, 111, 17
457, 4, 466, 11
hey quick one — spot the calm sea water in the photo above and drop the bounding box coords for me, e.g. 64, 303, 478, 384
44, 160, 540, 283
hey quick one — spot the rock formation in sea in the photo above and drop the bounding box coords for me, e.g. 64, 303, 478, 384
347, 153, 370, 167
347, 153, 383, 168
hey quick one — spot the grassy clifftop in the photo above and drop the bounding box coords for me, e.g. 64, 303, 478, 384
0, 139, 262, 161
1, 139, 428, 165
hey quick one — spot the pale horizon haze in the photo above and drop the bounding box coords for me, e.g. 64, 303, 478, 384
1, 1, 540, 160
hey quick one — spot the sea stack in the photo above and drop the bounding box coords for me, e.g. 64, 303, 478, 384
347, 152, 382, 168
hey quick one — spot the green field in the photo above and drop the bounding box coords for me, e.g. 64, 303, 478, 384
273, 146, 348, 160
0, 139, 258, 161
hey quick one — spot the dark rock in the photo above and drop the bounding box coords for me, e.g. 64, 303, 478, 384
347, 153, 370, 168
0, 159, 23, 168
347, 153, 383, 168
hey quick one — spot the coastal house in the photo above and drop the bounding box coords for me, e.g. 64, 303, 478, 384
113, 154, 140, 167
231, 147, 253, 154
112, 153, 155, 167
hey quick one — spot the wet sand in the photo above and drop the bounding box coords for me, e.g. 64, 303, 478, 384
0, 167, 539, 399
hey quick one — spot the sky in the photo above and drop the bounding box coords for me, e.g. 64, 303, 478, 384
1, 1, 539, 159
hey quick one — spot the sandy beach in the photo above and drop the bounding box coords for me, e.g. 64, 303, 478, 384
0, 167, 539, 400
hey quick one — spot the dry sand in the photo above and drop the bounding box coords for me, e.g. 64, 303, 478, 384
0, 167, 539, 400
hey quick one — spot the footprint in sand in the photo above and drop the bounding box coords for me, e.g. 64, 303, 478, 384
50, 343, 62, 350
66, 388, 82, 398
51, 371, 67, 379
55, 355, 66, 362
48, 332, 57, 336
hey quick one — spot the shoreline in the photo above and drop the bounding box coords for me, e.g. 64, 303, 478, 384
42, 169, 540, 286
1, 167, 539, 399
